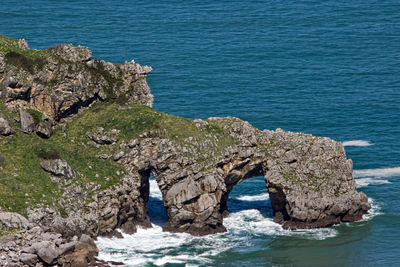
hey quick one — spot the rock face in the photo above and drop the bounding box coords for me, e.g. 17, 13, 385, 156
1, 39, 153, 121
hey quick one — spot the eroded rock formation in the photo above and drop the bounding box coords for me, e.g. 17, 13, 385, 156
0, 36, 370, 266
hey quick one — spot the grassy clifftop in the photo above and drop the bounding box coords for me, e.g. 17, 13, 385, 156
0, 101, 236, 215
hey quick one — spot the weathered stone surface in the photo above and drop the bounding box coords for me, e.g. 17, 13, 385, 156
0, 212, 31, 229
0, 117, 11, 135
47, 44, 91, 62
40, 159, 77, 179
19, 108, 35, 134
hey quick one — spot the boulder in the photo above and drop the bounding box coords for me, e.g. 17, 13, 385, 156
40, 159, 77, 179
0, 117, 11, 135
0, 212, 31, 229
19, 108, 35, 134
33, 241, 61, 265
19, 253, 38, 266
36, 120, 52, 138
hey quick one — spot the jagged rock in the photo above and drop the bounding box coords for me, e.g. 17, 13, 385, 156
87, 127, 119, 145
19, 108, 35, 134
0, 117, 11, 135
36, 120, 52, 138
40, 159, 77, 179
0, 212, 31, 229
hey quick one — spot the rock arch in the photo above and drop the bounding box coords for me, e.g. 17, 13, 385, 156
112, 123, 371, 236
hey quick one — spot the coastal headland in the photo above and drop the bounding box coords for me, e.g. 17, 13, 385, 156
0, 35, 370, 266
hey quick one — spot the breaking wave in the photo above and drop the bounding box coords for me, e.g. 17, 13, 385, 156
354, 167, 400, 178
98, 179, 378, 265
342, 140, 372, 147
355, 178, 391, 188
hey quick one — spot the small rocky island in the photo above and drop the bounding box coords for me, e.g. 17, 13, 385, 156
0, 35, 370, 266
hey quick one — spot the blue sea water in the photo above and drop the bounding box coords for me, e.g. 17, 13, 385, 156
1, 1, 400, 266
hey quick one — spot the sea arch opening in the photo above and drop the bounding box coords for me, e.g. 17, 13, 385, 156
146, 173, 168, 226
225, 175, 273, 219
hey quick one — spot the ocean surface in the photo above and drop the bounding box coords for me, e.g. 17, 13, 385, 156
1, 1, 399, 266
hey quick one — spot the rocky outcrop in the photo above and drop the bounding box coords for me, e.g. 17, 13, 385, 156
0, 227, 105, 266
30, 119, 369, 238
0, 38, 153, 122
0, 35, 371, 266
40, 159, 78, 180
104, 122, 370, 235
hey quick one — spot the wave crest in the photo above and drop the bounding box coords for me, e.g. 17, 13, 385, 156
342, 140, 372, 147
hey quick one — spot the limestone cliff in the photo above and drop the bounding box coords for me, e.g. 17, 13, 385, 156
0, 35, 153, 121
0, 35, 370, 266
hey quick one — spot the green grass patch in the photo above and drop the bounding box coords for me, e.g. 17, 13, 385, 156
26, 108, 43, 124
4, 51, 46, 74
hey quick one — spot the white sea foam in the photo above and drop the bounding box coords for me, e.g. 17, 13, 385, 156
97, 181, 380, 265
362, 198, 382, 221
236, 193, 269, 201
224, 209, 338, 240
342, 140, 372, 147
355, 178, 391, 188
96, 223, 235, 266
353, 167, 400, 178
149, 179, 162, 200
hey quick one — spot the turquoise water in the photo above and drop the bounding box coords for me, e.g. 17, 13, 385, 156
1, 1, 399, 266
